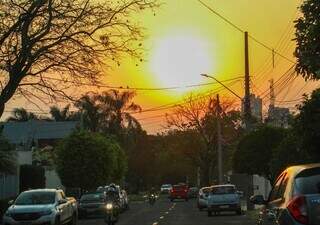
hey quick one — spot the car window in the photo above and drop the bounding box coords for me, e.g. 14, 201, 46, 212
294, 167, 320, 195
15, 191, 56, 205
269, 174, 285, 202
211, 186, 236, 194
277, 173, 288, 199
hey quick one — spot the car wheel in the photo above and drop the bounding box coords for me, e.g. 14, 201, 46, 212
170, 198, 174, 202
236, 209, 242, 215
207, 211, 212, 217
55, 216, 61, 225
69, 213, 77, 225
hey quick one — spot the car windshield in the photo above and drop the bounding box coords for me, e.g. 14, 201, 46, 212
294, 167, 320, 194
80, 193, 105, 202
15, 191, 56, 205
173, 185, 187, 190
211, 186, 236, 195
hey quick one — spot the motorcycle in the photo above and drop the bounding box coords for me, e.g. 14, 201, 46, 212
149, 194, 156, 205
104, 202, 119, 225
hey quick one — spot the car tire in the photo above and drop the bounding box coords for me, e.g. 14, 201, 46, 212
170, 198, 174, 202
69, 213, 77, 225
208, 211, 212, 217
55, 216, 61, 225
236, 209, 242, 215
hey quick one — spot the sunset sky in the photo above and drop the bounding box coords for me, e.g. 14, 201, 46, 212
6, 0, 319, 133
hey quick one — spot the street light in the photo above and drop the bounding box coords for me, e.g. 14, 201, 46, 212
200, 74, 242, 100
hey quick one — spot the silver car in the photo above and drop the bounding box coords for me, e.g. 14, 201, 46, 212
207, 184, 242, 216
197, 187, 212, 211
251, 163, 320, 225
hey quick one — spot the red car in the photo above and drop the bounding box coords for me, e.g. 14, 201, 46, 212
170, 184, 189, 201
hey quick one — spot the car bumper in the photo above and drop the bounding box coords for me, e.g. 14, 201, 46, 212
208, 204, 241, 212
3, 215, 55, 225
79, 208, 105, 215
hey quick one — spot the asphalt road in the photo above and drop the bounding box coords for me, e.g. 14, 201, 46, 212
79, 198, 255, 225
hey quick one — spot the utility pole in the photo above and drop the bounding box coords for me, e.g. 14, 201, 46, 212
216, 94, 223, 184
244, 31, 251, 130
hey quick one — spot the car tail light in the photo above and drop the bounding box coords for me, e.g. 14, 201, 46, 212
287, 196, 308, 224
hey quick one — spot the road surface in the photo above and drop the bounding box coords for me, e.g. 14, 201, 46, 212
79, 198, 255, 225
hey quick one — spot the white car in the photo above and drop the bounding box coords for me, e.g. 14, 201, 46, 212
3, 189, 78, 225
160, 184, 172, 193
197, 187, 212, 211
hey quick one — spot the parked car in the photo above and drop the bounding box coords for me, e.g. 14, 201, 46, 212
251, 163, 320, 225
160, 184, 172, 194
207, 184, 242, 216
3, 189, 78, 225
78, 192, 106, 218
197, 187, 212, 211
170, 184, 189, 201
188, 187, 199, 199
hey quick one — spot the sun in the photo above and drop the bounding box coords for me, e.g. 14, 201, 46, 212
150, 34, 214, 91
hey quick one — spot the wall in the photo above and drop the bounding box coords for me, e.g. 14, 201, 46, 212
45, 170, 65, 190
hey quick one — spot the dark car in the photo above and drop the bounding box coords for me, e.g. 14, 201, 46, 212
170, 184, 189, 201
188, 187, 199, 199
78, 192, 106, 218
251, 163, 320, 225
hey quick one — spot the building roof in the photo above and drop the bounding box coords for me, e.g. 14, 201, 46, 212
1, 121, 78, 144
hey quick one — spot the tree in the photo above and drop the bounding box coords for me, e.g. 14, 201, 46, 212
233, 126, 287, 182
6, 107, 38, 122
75, 90, 141, 135
294, 0, 320, 80
294, 89, 320, 160
56, 131, 126, 190
167, 95, 241, 185
0, 0, 158, 118
98, 90, 142, 136
0, 134, 16, 174
49, 105, 79, 121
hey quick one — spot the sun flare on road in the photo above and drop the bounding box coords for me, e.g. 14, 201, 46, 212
150, 34, 214, 92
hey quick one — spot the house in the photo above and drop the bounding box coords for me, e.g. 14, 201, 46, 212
0, 121, 78, 199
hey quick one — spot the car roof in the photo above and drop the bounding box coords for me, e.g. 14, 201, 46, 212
23, 189, 58, 193
212, 184, 236, 188
284, 163, 320, 178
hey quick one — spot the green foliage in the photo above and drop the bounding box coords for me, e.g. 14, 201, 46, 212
233, 126, 287, 181
6, 108, 39, 122
270, 131, 309, 180
0, 135, 16, 174
56, 131, 126, 190
294, 0, 320, 80
19, 165, 45, 192
294, 89, 320, 160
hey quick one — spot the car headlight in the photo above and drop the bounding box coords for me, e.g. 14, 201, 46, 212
106, 203, 113, 210
39, 209, 53, 216
4, 210, 12, 217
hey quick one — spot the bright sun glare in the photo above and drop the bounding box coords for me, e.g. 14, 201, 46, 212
150, 35, 213, 91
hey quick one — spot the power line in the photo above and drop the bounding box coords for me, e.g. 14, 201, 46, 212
39, 75, 243, 91
197, 0, 296, 64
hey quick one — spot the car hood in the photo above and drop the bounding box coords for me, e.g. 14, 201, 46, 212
8, 204, 54, 213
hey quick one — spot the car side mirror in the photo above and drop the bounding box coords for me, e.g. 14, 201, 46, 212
58, 199, 68, 205
8, 200, 14, 205
250, 195, 266, 205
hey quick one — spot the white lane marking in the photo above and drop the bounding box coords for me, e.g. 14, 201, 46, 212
152, 222, 158, 225
160, 216, 164, 219
165, 211, 169, 214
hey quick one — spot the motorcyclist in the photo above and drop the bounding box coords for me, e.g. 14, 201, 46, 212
148, 187, 157, 205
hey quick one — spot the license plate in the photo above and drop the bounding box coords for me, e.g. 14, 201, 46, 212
220, 205, 229, 209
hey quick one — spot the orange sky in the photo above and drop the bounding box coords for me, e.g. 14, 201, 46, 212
6, 0, 320, 133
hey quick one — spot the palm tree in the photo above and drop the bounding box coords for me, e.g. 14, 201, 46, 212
7, 108, 39, 122
75, 93, 102, 132
49, 105, 79, 121
98, 90, 142, 133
